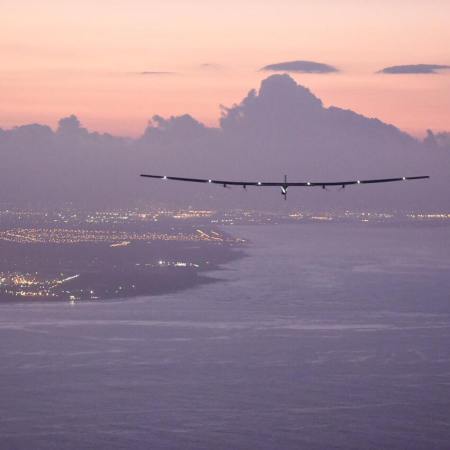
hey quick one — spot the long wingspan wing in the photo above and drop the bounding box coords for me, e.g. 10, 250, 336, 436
140, 173, 429, 187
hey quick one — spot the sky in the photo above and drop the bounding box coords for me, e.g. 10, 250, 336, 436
1, 0, 449, 137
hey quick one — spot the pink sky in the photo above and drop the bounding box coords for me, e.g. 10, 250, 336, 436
1, 0, 449, 136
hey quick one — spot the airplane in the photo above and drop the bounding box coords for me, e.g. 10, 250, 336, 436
140, 174, 430, 200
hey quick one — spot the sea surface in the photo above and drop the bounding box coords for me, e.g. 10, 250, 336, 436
1, 222, 450, 450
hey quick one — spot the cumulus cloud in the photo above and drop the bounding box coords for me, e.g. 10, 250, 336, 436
140, 114, 211, 144
261, 60, 338, 73
424, 130, 450, 150
378, 64, 450, 74
0, 74, 448, 210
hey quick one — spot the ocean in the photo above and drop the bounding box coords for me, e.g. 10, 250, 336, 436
1, 222, 450, 449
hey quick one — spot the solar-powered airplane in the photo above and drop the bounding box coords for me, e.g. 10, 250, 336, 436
140, 174, 430, 200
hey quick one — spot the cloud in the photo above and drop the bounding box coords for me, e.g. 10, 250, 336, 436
141, 114, 210, 143
378, 64, 450, 74
0, 74, 447, 210
424, 130, 450, 150
139, 71, 176, 76
199, 63, 222, 70
261, 60, 338, 73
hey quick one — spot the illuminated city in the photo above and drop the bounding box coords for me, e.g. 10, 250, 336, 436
0, 207, 250, 302
0, 272, 79, 299
1, 206, 449, 302
0, 228, 227, 245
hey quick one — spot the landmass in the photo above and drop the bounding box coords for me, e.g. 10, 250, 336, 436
1, 206, 449, 302
0, 209, 246, 302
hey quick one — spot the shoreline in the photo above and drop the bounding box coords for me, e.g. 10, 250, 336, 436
0, 231, 247, 304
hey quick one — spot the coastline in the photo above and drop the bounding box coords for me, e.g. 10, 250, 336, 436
0, 231, 247, 304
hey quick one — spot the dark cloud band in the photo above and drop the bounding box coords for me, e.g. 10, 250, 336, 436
378, 64, 450, 74
139, 71, 176, 76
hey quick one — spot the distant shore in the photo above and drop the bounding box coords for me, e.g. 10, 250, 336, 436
0, 226, 247, 303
